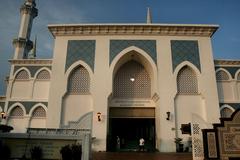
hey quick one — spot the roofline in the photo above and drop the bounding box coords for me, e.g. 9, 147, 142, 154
48, 23, 219, 38
48, 23, 219, 28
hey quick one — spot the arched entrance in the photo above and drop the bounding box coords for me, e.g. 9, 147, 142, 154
108, 51, 156, 151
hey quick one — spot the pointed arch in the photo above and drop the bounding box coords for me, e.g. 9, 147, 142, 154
67, 65, 90, 95
174, 62, 199, 95
34, 67, 51, 80
220, 104, 235, 118
110, 46, 157, 96
29, 103, 47, 117
14, 68, 31, 80
215, 68, 231, 81
234, 69, 240, 80
7, 102, 26, 116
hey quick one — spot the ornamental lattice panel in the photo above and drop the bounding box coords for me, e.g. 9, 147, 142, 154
10, 106, 24, 117
32, 107, 46, 117
216, 70, 230, 81
177, 66, 198, 94
113, 60, 151, 98
36, 70, 50, 80
15, 70, 29, 80
68, 66, 90, 94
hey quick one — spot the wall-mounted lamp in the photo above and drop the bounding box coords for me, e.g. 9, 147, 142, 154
97, 112, 102, 122
166, 111, 170, 120
1, 111, 6, 119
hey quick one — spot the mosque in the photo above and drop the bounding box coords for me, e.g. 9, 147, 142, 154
1, 0, 240, 155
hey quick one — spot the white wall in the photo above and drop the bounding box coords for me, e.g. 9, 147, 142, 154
7, 118, 28, 133
217, 82, 233, 101
11, 81, 31, 98
29, 118, 46, 128
62, 95, 92, 126
33, 81, 50, 99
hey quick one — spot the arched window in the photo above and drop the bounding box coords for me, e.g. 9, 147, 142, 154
216, 70, 230, 81
177, 66, 198, 94
68, 66, 90, 94
220, 107, 234, 118
36, 70, 50, 80
113, 60, 151, 98
15, 70, 29, 80
32, 107, 46, 117
10, 106, 24, 117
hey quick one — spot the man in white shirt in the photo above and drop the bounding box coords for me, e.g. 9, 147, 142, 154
139, 138, 145, 151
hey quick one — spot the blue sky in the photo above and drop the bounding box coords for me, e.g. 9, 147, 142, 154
0, 0, 240, 95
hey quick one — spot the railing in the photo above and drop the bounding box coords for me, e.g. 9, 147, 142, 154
27, 128, 91, 137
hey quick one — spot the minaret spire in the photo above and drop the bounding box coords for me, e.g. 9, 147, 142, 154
146, 7, 152, 24
12, 0, 38, 59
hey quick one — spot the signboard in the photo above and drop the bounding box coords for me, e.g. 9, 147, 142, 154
5, 138, 76, 159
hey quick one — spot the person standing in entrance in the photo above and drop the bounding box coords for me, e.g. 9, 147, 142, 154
139, 138, 145, 151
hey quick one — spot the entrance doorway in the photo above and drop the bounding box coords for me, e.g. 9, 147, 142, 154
108, 118, 155, 152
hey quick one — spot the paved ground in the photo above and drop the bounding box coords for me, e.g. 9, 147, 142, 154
92, 152, 192, 160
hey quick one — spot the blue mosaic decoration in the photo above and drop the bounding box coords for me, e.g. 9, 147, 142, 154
171, 40, 201, 72
66, 40, 95, 72
220, 103, 240, 110
8, 101, 48, 114
215, 67, 240, 79
110, 40, 157, 65
14, 66, 51, 77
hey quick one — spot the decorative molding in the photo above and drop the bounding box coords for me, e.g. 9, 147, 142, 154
214, 59, 240, 66
48, 24, 218, 37
9, 59, 52, 65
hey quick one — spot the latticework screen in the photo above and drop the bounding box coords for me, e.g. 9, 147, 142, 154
220, 107, 233, 118
177, 66, 198, 94
113, 60, 151, 98
15, 70, 29, 80
10, 106, 24, 117
216, 70, 230, 81
32, 107, 46, 117
36, 70, 50, 80
68, 66, 90, 94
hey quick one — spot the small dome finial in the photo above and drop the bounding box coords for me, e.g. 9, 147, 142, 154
147, 7, 152, 24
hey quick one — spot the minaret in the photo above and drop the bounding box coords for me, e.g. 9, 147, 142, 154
13, 0, 38, 59
146, 7, 152, 24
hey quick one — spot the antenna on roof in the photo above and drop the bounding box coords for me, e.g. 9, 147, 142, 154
146, 7, 152, 24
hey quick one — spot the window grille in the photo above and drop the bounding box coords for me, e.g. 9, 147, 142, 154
15, 70, 29, 80
68, 66, 90, 94
220, 107, 233, 118
32, 107, 46, 117
177, 66, 198, 94
36, 70, 50, 80
10, 106, 24, 117
216, 70, 229, 81
113, 60, 151, 98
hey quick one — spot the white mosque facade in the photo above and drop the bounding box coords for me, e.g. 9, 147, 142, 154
1, 0, 240, 153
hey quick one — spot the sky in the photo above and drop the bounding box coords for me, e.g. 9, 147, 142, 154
0, 0, 240, 95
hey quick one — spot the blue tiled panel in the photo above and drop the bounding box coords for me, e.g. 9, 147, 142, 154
109, 40, 157, 65
14, 66, 51, 77
66, 40, 95, 72
171, 40, 201, 72
8, 101, 48, 114
220, 103, 240, 110
215, 67, 240, 79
